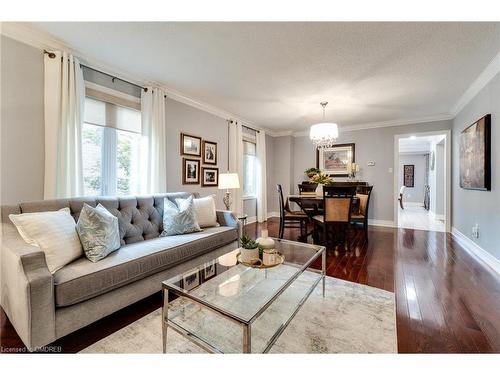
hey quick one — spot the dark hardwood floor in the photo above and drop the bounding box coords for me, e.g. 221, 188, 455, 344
1, 218, 499, 353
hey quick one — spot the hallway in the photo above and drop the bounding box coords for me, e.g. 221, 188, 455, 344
398, 202, 445, 232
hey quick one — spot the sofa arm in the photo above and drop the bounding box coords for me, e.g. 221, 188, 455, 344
1, 234, 56, 350
216, 210, 242, 241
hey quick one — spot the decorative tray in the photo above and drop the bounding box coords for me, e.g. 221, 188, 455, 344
237, 253, 285, 269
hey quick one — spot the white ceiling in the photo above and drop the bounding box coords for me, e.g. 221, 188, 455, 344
399, 135, 445, 153
28, 22, 500, 132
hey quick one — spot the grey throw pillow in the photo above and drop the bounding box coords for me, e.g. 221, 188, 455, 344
160, 196, 201, 236
76, 203, 121, 262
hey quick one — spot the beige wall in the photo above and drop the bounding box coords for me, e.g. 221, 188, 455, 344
1, 36, 45, 205
0, 37, 275, 219
291, 119, 452, 223
452, 72, 500, 261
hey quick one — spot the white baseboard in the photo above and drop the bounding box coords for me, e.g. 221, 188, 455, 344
267, 211, 279, 219
368, 219, 396, 228
452, 227, 500, 277
244, 212, 279, 225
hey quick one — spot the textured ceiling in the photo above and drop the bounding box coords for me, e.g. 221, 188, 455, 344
29, 22, 500, 131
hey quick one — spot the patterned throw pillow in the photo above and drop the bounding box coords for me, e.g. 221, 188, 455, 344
76, 203, 121, 262
160, 196, 201, 236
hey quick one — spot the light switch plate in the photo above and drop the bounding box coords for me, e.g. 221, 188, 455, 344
388, 168, 393, 173
367, 161, 375, 166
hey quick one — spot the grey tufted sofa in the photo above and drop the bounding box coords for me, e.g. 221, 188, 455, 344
0, 192, 241, 350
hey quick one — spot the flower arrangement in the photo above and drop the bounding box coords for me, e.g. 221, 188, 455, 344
309, 172, 333, 185
304, 167, 321, 178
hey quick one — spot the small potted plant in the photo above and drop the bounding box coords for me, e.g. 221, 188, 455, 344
309, 172, 333, 196
304, 167, 321, 178
240, 235, 260, 263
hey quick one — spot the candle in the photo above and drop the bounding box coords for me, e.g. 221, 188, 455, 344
261, 229, 269, 238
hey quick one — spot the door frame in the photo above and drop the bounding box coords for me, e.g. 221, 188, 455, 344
393, 129, 451, 232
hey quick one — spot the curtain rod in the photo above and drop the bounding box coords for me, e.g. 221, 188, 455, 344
44, 50, 150, 93
230, 120, 260, 133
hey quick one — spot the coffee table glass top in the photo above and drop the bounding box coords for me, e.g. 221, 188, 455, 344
163, 239, 324, 324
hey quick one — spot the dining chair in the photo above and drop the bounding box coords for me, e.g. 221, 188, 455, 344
312, 185, 356, 249
350, 185, 373, 230
398, 185, 405, 209
277, 184, 309, 239
298, 182, 318, 193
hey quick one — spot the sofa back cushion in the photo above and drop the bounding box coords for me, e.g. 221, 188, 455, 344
5, 192, 197, 245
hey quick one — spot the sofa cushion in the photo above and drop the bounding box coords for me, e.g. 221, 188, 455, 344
53, 226, 238, 307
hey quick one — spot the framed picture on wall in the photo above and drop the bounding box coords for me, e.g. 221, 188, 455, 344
180, 133, 202, 157
202, 140, 218, 165
201, 167, 219, 187
403, 165, 415, 187
183, 158, 200, 184
459, 114, 491, 191
316, 143, 355, 177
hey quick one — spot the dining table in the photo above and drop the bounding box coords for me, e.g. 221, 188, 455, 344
288, 193, 360, 218
287, 193, 360, 242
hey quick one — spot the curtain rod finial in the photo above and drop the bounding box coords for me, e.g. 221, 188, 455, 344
44, 50, 56, 59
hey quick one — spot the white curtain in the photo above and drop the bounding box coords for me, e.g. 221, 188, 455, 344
256, 130, 267, 222
140, 87, 167, 194
44, 51, 85, 198
228, 121, 243, 214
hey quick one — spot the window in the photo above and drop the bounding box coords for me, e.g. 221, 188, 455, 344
82, 96, 141, 196
243, 140, 257, 198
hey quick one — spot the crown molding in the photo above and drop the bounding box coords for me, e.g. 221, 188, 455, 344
450, 51, 500, 117
290, 114, 453, 137
267, 130, 293, 137
1, 22, 266, 132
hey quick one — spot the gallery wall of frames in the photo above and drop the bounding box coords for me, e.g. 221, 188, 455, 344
180, 133, 219, 187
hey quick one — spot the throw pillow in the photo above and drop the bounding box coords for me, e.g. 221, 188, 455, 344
76, 203, 121, 262
9, 207, 83, 273
160, 196, 201, 236
177, 195, 218, 228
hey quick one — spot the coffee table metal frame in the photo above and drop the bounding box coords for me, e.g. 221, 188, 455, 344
162, 240, 326, 354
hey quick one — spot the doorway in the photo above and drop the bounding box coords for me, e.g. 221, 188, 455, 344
394, 130, 451, 232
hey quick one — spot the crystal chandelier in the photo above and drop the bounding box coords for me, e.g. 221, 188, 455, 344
309, 102, 339, 149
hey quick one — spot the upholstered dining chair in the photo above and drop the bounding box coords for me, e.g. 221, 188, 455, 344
277, 184, 309, 239
312, 186, 356, 249
351, 185, 373, 230
298, 182, 318, 193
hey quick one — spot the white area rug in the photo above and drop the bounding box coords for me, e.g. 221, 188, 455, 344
81, 276, 397, 353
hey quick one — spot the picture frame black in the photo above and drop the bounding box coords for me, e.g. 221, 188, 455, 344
202, 140, 218, 165
403, 164, 415, 188
316, 143, 355, 177
180, 133, 202, 157
183, 158, 200, 185
459, 114, 491, 191
201, 167, 219, 187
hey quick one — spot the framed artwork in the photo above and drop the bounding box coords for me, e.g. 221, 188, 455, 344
183, 158, 200, 184
202, 140, 218, 165
182, 270, 200, 291
316, 143, 355, 177
201, 167, 219, 187
403, 165, 415, 187
180, 133, 202, 157
460, 114, 491, 191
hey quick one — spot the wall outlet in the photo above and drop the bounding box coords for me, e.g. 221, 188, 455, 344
472, 224, 479, 239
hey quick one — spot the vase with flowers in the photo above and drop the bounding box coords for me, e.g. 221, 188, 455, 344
309, 172, 333, 196
304, 167, 321, 178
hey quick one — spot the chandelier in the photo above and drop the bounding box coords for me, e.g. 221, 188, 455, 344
309, 102, 339, 149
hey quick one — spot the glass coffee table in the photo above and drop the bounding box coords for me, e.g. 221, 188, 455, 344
162, 238, 326, 353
